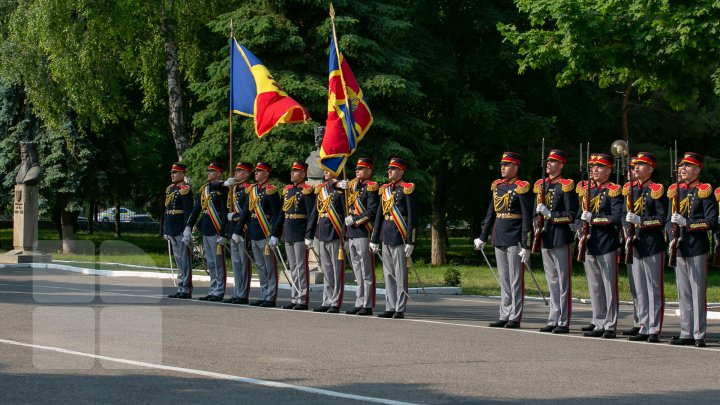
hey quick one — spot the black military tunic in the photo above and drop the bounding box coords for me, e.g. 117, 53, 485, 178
227, 182, 250, 237
371, 181, 419, 247
346, 178, 379, 239
309, 182, 346, 241
480, 178, 532, 248
238, 182, 282, 241
621, 180, 667, 257
280, 182, 316, 242
187, 181, 228, 236
666, 181, 717, 257
533, 177, 577, 248
575, 181, 623, 256
164, 182, 193, 236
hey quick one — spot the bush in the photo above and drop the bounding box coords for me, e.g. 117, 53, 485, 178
443, 267, 461, 287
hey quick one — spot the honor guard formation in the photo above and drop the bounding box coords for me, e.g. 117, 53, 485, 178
164, 157, 416, 320
472, 145, 718, 348
165, 146, 717, 346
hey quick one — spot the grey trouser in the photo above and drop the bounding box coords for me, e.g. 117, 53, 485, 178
347, 237, 375, 309
318, 239, 344, 307
202, 236, 226, 297
583, 251, 618, 331
541, 244, 572, 327
382, 243, 407, 313
494, 246, 524, 322
229, 238, 251, 299
631, 252, 664, 335
285, 241, 309, 305
627, 263, 640, 327
169, 235, 192, 294
251, 239, 277, 302
676, 254, 708, 340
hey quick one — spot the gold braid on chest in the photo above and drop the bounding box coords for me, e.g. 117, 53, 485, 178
493, 191, 510, 213
283, 194, 298, 212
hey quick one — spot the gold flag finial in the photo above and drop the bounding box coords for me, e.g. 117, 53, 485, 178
329, 3, 335, 19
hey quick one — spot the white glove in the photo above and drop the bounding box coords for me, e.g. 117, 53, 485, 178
625, 212, 641, 225
536, 203, 551, 217
163, 234, 171, 241
223, 177, 237, 186
269, 236, 279, 247
370, 243, 380, 253
404, 244, 414, 257
227, 212, 235, 221
580, 211, 592, 223
304, 238, 313, 249
344, 215, 354, 226
217, 236, 227, 245
337, 179, 349, 190
473, 238, 485, 250
671, 213, 687, 226
232, 234, 244, 244
183, 226, 192, 239
519, 248, 531, 264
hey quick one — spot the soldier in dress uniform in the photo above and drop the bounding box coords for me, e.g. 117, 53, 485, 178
623, 152, 667, 343
621, 157, 642, 337
534, 149, 577, 333
222, 161, 253, 304
164, 162, 194, 299
238, 162, 282, 307
185, 162, 229, 301
344, 158, 379, 316
309, 169, 347, 313
575, 153, 623, 338
279, 161, 316, 311
666, 152, 716, 347
370, 157, 419, 319
474, 152, 532, 328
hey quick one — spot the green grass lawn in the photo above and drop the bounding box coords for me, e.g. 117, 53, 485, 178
3, 229, 719, 301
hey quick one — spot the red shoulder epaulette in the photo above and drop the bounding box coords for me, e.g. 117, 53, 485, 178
284, 184, 293, 190
265, 184, 277, 195
715, 186, 720, 201
514, 180, 529, 194
697, 183, 712, 198
401, 182, 415, 194
366, 180, 379, 192
558, 178, 574, 193
491, 179, 504, 191
606, 182, 621, 197
533, 179, 544, 193
301, 183, 314, 194
648, 182, 664, 199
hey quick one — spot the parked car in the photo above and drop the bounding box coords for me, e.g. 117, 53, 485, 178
130, 214, 155, 223
97, 207, 135, 222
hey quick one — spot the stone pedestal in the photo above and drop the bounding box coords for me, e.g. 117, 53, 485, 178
0, 184, 51, 264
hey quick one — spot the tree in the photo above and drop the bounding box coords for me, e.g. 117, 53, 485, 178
498, 0, 720, 140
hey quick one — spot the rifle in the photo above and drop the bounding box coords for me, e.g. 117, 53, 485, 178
623, 142, 635, 265
576, 142, 590, 262
668, 141, 680, 267
531, 138, 546, 253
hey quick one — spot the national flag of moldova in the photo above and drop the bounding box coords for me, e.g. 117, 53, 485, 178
230, 37, 309, 137
319, 35, 373, 175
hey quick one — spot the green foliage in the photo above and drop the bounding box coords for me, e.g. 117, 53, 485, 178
443, 266, 461, 287
498, 0, 720, 110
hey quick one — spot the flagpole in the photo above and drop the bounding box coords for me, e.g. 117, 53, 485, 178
330, 2, 355, 245
228, 22, 234, 171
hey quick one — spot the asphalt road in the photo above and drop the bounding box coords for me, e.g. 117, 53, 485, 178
1, 267, 719, 404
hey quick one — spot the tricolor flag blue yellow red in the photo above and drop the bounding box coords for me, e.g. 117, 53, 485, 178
319, 35, 373, 174
230, 37, 309, 137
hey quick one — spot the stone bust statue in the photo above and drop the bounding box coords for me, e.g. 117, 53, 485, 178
15, 141, 43, 186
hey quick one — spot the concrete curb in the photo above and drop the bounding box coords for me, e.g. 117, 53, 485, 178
0, 262, 462, 296
4, 262, 720, 318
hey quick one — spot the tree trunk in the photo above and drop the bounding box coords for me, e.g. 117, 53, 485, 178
57, 194, 76, 254
431, 167, 448, 265
621, 79, 633, 141
162, 4, 190, 161
114, 201, 121, 238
